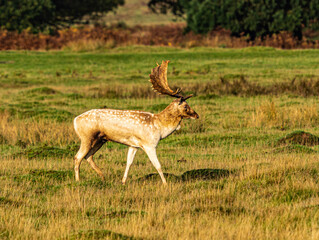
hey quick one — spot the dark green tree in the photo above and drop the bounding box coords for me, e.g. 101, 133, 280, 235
180, 0, 220, 34
0, 0, 124, 32
0, 0, 54, 32
149, 0, 319, 40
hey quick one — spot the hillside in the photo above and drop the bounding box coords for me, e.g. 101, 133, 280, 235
102, 0, 183, 26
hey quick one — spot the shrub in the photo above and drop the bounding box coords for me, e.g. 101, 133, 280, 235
151, 0, 319, 40
148, 0, 184, 17
0, 0, 124, 33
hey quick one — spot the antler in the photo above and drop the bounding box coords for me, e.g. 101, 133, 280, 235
149, 60, 193, 100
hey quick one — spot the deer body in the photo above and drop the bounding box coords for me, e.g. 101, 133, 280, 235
73, 61, 198, 185
74, 103, 183, 149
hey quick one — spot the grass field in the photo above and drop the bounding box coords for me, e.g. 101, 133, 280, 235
1, 47, 319, 239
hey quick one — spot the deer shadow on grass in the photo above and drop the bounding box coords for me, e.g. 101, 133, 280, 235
137, 168, 231, 183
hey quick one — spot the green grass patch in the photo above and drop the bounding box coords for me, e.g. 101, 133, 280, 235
272, 145, 316, 154
15, 144, 78, 159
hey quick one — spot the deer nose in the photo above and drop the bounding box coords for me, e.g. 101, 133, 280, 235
194, 112, 199, 119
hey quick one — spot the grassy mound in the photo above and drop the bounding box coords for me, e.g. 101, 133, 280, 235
277, 130, 319, 146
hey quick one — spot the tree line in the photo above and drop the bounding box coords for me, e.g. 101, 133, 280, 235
0, 0, 124, 33
1, 0, 319, 40
149, 0, 319, 40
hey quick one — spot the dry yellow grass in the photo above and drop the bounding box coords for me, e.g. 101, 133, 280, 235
1, 48, 319, 239
250, 100, 319, 129
63, 39, 118, 51
1, 95, 319, 239
0, 111, 76, 146
1, 152, 319, 239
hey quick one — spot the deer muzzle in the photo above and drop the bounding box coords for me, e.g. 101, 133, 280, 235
190, 111, 199, 119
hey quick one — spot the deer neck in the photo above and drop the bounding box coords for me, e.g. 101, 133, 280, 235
155, 104, 182, 139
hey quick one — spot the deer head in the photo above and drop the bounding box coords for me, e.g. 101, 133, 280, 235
149, 60, 199, 119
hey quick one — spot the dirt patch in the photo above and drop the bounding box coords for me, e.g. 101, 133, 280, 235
277, 131, 319, 146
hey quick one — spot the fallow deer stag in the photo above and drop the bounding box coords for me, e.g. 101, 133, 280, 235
73, 60, 199, 185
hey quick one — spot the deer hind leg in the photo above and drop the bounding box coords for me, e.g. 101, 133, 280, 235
122, 147, 138, 185
74, 139, 92, 181
85, 139, 107, 181
143, 146, 167, 185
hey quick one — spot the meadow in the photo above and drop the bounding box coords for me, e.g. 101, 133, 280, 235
1, 46, 319, 239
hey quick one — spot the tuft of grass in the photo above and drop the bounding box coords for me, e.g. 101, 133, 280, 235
272, 145, 316, 154
0, 197, 21, 207
67, 229, 142, 240
85, 208, 145, 219
181, 169, 230, 181
0, 133, 7, 144
276, 188, 316, 204
249, 101, 319, 129
26, 87, 59, 95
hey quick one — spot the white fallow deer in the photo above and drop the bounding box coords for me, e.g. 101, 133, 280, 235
73, 60, 199, 185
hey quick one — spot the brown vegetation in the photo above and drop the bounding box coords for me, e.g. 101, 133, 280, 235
1, 24, 319, 50
88, 77, 319, 99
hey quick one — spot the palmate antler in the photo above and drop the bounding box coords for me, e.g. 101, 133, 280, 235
149, 60, 193, 101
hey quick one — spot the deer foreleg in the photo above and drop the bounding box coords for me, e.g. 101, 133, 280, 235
122, 147, 138, 185
143, 146, 167, 185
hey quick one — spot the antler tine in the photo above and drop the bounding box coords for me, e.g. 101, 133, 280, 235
182, 94, 193, 101
149, 60, 183, 98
